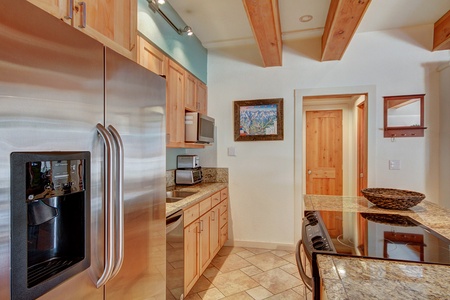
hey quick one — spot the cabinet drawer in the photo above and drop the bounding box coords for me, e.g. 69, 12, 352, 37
219, 199, 228, 215
211, 192, 221, 207
220, 188, 228, 201
219, 210, 228, 229
199, 197, 212, 216
220, 224, 228, 246
184, 204, 199, 226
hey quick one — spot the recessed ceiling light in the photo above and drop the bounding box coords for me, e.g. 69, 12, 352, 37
300, 15, 313, 23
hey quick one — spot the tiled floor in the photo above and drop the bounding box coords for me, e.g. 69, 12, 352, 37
185, 246, 309, 300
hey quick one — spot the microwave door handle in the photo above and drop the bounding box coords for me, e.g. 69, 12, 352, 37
96, 123, 116, 288
107, 125, 125, 280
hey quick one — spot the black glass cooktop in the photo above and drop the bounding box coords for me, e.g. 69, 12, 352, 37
314, 211, 450, 265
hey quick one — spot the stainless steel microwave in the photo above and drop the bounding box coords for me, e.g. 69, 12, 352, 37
185, 112, 214, 143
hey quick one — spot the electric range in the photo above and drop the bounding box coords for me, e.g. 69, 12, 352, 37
296, 210, 450, 299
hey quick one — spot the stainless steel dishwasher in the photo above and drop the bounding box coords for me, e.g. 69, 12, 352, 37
166, 210, 184, 300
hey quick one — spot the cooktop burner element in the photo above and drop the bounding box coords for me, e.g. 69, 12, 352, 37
303, 210, 450, 265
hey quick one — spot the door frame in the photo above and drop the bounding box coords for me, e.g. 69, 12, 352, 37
293, 85, 376, 242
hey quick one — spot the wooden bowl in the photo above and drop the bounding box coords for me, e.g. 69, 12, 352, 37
361, 188, 425, 210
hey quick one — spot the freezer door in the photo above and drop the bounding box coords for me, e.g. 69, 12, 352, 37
0, 1, 104, 299
103, 48, 167, 299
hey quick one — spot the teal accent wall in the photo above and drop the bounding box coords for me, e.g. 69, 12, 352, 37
166, 148, 187, 170
138, 0, 207, 83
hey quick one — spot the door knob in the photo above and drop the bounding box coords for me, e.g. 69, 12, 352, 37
308, 170, 312, 175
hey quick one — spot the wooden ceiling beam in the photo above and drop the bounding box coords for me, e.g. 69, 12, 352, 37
433, 10, 450, 51
321, 0, 371, 61
243, 0, 282, 67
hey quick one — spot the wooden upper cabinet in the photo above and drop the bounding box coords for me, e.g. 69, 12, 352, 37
137, 36, 167, 76
27, 0, 71, 24
185, 73, 197, 112
166, 60, 186, 147
185, 73, 208, 115
27, 0, 137, 60
197, 81, 207, 115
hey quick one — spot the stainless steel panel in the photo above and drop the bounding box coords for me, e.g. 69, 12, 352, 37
103, 48, 167, 299
0, 1, 104, 299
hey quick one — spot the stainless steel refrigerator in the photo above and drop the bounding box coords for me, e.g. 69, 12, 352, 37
0, 1, 166, 299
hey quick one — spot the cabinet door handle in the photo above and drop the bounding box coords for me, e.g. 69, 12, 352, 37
65, 0, 73, 19
211, 211, 215, 221
78, 2, 87, 28
200, 220, 204, 232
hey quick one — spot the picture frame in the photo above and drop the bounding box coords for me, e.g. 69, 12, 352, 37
234, 98, 284, 141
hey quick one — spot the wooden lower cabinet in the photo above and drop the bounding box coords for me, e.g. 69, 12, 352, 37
184, 221, 200, 294
183, 187, 228, 296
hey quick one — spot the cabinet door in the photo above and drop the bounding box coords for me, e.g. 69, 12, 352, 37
166, 60, 185, 147
185, 73, 197, 111
197, 81, 208, 115
27, 0, 71, 24
73, 0, 136, 58
137, 36, 167, 76
210, 206, 220, 257
184, 221, 199, 295
199, 212, 211, 273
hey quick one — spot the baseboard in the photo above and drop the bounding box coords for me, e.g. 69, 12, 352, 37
224, 239, 295, 252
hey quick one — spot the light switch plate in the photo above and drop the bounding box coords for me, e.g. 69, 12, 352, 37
389, 160, 401, 170
228, 147, 236, 156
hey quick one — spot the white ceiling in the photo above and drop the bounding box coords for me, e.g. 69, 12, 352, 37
168, 0, 450, 49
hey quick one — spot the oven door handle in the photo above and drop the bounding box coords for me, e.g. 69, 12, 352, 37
295, 240, 313, 291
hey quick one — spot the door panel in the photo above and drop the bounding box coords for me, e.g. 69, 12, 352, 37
306, 110, 343, 195
306, 110, 343, 237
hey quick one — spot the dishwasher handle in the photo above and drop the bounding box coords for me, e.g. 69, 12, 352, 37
166, 210, 183, 234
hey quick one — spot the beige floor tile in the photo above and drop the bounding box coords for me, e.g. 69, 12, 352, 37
245, 252, 290, 272
203, 266, 222, 279
266, 289, 304, 300
240, 265, 264, 277
197, 287, 226, 300
245, 286, 273, 300
185, 293, 203, 300
185, 247, 306, 300
236, 250, 256, 259
190, 276, 214, 294
270, 250, 291, 257
212, 253, 252, 273
281, 253, 297, 265
210, 270, 259, 296
279, 263, 299, 275
222, 292, 254, 299
252, 268, 302, 294
245, 248, 271, 255
218, 246, 246, 256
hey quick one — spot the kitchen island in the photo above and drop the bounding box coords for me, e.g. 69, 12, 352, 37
304, 195, 450, 299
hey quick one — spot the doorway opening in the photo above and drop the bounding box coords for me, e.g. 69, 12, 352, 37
303, 94, 367, 196
293, 85, 375, 242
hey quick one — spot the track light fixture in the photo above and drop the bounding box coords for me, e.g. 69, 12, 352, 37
147, 0, 193, 36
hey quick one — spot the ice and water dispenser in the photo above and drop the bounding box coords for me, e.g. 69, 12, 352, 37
10, 152, 90, 299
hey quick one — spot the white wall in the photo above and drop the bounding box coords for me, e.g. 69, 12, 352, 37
206, 24, 450, 249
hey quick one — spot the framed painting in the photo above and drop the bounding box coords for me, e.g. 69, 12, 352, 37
233, 98, 284, 141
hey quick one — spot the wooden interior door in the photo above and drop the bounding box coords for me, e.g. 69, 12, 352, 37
306, 110, 343, 237
306, 110, 343, 195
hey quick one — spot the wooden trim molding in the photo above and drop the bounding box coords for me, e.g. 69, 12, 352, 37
242, 0, 282, 67
433, 10, 450, 51
321, 0, 371, 61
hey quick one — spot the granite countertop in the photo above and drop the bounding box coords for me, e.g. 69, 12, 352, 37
166, 182, 228, 217
304, 195, 450, 299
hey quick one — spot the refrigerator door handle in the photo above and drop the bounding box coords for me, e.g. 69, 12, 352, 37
107, 124, 125, 280
96, 123, 116, 288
